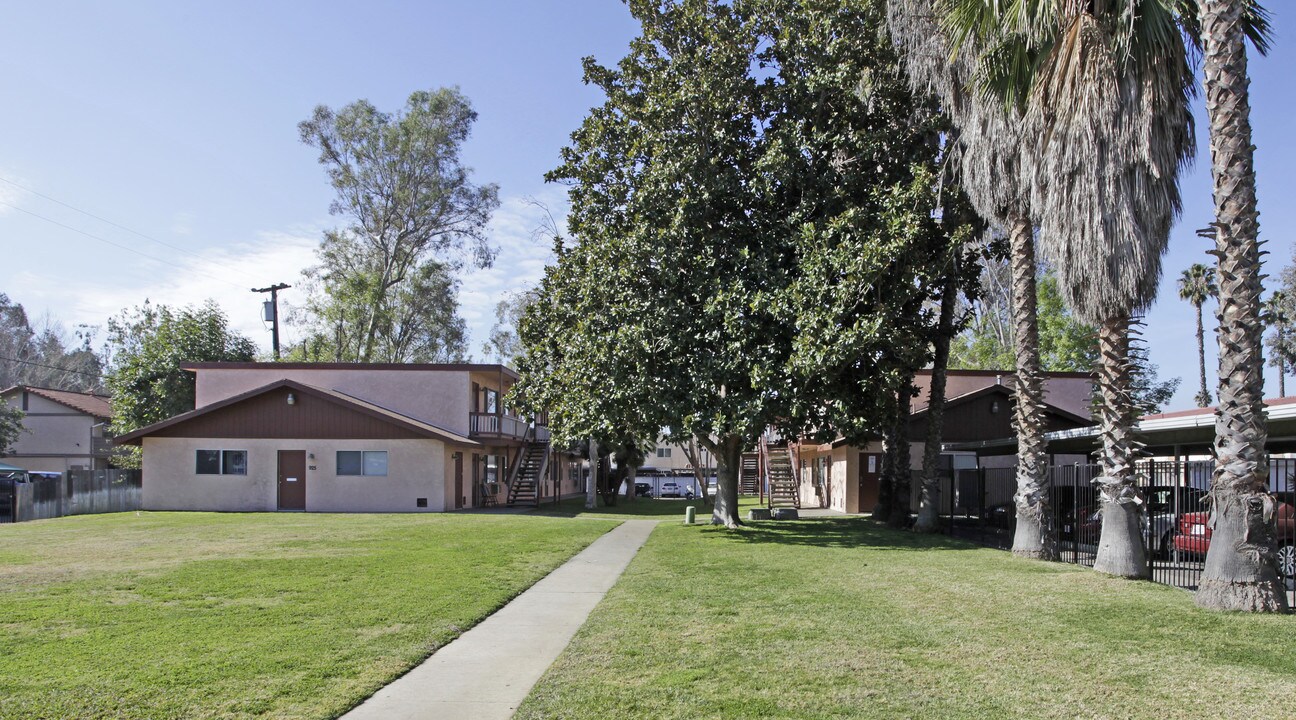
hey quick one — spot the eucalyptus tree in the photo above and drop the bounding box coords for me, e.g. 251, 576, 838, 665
294, 89, 499, 363
1264, 291, 1291, 398
1179, 263, 1219, 406
887, 0, 1055, 559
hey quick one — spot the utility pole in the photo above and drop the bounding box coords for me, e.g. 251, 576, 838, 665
251, 283, 291, 360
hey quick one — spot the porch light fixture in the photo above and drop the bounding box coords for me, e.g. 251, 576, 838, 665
990, 400, 1000, 414
287, 393, 296, 406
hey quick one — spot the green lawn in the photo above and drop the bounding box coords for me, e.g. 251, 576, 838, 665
517, 516, 1296, 720
534, 495, 764, 521
0, 511, 616, 720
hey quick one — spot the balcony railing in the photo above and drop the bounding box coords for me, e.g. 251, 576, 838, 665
91, 437, 118, 456
469, 413, 530, 440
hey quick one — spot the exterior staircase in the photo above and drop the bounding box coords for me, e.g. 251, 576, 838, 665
765, 441, 799, 509
739, 452, 760, 495
507, 439, 549, 507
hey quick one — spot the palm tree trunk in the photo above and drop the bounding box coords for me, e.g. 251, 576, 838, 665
915, 268, 959, 533
1196, 301, 1210, 406
888, 379, 914, 529
1007, 214, 1056, 560
1092, 314, 1150, 578
1279, 323, 1287, 398
1196, 0, 1287, 612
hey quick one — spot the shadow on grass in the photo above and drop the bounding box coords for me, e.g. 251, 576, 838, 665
701, 516, 985, 552
529, 497, 720, 519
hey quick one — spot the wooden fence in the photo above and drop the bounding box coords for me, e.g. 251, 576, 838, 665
0, 469, 141, 523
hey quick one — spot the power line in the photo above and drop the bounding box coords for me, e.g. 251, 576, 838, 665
0, 175, 259, 283
0, 354, 102, 379
0, 200, 249, 291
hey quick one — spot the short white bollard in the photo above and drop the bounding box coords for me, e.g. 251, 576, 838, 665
684, 506, 696, 524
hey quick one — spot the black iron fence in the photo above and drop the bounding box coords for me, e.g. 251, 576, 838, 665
0, 469, 142, 523
929, 459, 1295, 609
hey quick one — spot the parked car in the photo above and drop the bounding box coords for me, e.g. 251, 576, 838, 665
634, 482, 653, 498
1173, 491, 1295, 576
660, 481, 682, 498
707, 476, 717, 497
1079, 485, 1207, 556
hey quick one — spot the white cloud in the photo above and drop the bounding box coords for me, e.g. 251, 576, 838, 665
459, 187, 568, 359
8, 189, 567, 362
9, 231, 320, 355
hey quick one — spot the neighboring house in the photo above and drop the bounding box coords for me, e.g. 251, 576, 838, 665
115, 363, 581, 513
794, 370, 1095, 514
0, 385, 116, 473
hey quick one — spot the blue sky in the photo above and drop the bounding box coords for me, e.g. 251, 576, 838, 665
0, 2, 1292, 412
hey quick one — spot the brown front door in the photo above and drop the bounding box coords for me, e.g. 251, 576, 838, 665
278, 450, 306, 510
857, 453, 880, 514
454, 453, 464, 509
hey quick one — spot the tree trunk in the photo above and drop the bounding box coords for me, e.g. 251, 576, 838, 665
1279, 323, 1286, 398
1092, 314, 1150, 579
708, 434, 744, 528
916, 267, 959, 533
1007, 214, 1056, 561
586, 438, 598, 510
1197, 0, 1287, 612
624, 461, 637, 504
1195, 301, 1211, 406
888, 380, 914, 529
874, 394, 896, 521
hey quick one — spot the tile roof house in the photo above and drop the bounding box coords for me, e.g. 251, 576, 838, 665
115, 363, 579, 513
0, 385, 116, 473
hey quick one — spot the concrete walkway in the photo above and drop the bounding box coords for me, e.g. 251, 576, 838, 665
341, 519, 658, 720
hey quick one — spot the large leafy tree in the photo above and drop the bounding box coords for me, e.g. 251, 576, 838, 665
105, 301, 257, 467
0, 292, 103, 393
0, 402, 23, 455
518, 0, 952, 528
1178, 263, 1218, 407
292, 88, 499, 363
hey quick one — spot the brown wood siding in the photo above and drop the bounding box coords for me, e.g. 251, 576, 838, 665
910, 392, 1093, 444
149, 389, 427, 440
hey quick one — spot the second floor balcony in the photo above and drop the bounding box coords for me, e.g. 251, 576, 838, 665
469, 412, 549, 443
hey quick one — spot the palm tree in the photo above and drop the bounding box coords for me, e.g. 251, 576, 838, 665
1194, 0, 1286, 613
1179, 263, 1219, 406
1264, 291, 1290, 397
935, 0, 1196, 579
887, 0, 1055, 559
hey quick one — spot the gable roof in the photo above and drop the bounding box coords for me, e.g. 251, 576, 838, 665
909, 384, 1092, 426
114, 378, 477, 446
181, 361, 520, 380
1, 385, 112, 418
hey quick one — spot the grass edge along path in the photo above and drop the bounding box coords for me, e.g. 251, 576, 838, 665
0, 511, 618, 720
517, 516, 1296, 720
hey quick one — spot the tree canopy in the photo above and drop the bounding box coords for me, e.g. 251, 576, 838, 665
514, 0, 966, 525
105, 301, 256, 466
291, 88, 498, 363
0, 292, 103, 393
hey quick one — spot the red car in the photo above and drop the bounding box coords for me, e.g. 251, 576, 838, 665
1173, 491, 1296, 577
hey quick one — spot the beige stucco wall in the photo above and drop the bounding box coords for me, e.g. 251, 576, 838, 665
2, 391, 101, 472
142, 437, 446, 513
194, 368, 473, 436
